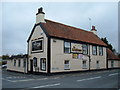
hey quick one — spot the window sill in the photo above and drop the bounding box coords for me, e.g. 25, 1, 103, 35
64, 69, 70, 70
64, 52, 71, 54
82, 67, 87, 69
40, 69, 46, 71
92, 54, 97, 56
31, 50, 43, 53
99, 55, 103, 56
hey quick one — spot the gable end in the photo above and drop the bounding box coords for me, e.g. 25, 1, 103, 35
27, 23, 49, 42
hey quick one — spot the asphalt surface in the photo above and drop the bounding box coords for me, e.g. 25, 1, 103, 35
1, 69, 120, 89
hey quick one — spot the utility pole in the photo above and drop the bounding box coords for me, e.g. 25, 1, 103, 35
88, 17, 91, 30
88, 18, 91, 71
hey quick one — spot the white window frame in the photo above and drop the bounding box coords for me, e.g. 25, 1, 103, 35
99, 46, 103, 56
64, 41, 71, 53
33, 57, 37, 67
14, 60, 16, 66
64, 60, 70, 70
18, 59, 21, 67
40, 58, 46, 71
92, 46, 97, 55
82, 44, 88, 54
23, 59, 26, 68
111, 61, 114, 68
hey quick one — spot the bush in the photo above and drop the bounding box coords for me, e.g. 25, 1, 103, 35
2, 61, 7, 65
0, 61, 2, 66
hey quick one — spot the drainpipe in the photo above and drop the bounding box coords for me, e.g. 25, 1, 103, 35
27, 43, 29, 74
89, 44, 91, 71
106, 50, 108, 69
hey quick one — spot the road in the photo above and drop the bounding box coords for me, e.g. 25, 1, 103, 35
1, 69, 120, 89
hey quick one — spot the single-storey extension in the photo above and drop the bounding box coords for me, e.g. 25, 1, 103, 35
107, 48, 120, 69
7, 54, 28, 73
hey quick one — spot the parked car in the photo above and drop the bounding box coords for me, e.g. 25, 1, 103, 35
2, 64, 7, 69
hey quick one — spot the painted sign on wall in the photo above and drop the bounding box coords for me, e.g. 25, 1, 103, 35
71, 43, 82, 53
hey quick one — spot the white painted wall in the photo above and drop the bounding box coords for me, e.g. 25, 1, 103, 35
108, 60, 120, 68
50, 38, 107, 73
89, 45, 107, 70
28, 25, 48, 73
7, 59, 27, 73
51, 38, 89, 73
36, 14, 45, 24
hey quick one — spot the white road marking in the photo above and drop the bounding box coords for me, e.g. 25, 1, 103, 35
108, 73, 119, 76
1, 78, 14, 82
9, 78, 48, 82
31, 83, 61, 88
3, 76, 61, 83
6, 76, 26, 79
77, 76, 101, 82
6, 77, 12, 79
11, 79, 35, 82
51, 77, 60, 79
1, 76, 60, 83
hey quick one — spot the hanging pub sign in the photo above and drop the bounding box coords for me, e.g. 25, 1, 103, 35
71, 43, 82, 53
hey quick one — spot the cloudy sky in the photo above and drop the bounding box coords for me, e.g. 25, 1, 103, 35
1, 1, 119, 55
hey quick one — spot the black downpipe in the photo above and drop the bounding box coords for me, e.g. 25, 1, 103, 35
89, 44, 91, 71
47, 37, 51, 74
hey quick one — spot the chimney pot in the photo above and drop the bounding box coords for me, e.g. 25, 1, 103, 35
91, 25, 97, 31
91, 25, 97, 35
38, 7, 43, 13
36, 7, 45, 15
92, 26, 95, 30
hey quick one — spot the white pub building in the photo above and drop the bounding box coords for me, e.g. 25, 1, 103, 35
7, 7, 120, 74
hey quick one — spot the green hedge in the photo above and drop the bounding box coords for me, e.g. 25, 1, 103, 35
2, 61, 7, 65
0, 61, 2, 66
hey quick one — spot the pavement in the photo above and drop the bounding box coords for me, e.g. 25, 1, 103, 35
1, 69, 120, 89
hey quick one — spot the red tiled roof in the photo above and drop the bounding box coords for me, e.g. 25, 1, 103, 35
41, 19, 107, 46
107, 48, 120, 60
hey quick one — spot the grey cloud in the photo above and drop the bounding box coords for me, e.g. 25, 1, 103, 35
2, 2, 118, 55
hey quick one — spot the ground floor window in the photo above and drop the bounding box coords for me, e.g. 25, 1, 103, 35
33, 57, 37, 67
23, 59, 26, 68
64, 60, 70, 70
40, 58, 46, 71
18, 60, 21, 67
82, 60, 87, 69
111, 61, 114, 68
96, 61, 100, 69
14, 60, 16, 66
